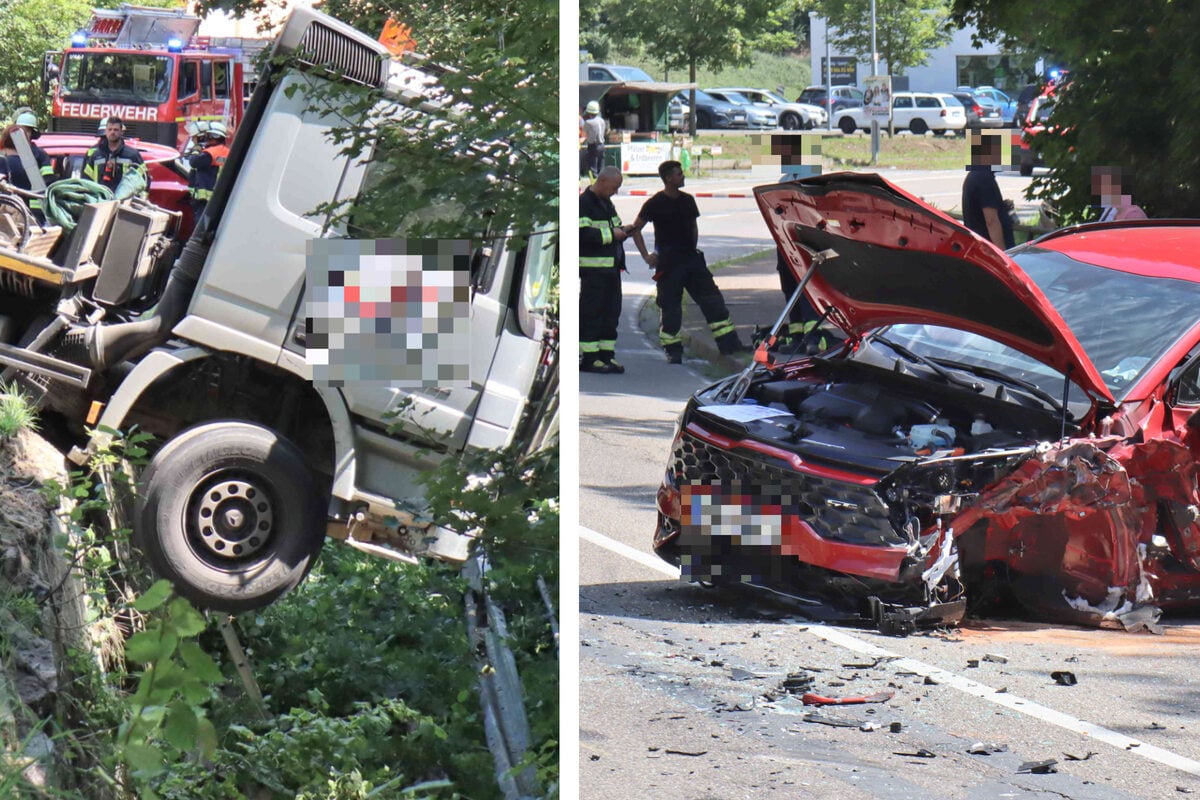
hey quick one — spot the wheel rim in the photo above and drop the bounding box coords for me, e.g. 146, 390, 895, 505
782, 113, 799, 130
187, 471, 276, 568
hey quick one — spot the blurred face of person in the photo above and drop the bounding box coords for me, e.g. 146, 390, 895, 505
663, 166, 685, 189
1091, 169, 1122, 202
105, 121, 124, 148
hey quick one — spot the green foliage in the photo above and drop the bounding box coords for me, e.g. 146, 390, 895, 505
602, 0, 793, 80
201, 0, 557, 241
599, 0, 800, 134
818, 0, 953, 76
0, 383, 38, 438
115, 585, 222, 793
951, 0, 1200, 218
609, 46, 812, 102
420, 444, 559, 779
21, 417, 558, 799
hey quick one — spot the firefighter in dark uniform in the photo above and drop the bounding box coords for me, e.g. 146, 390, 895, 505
0, 109, 55, 223
579, 166, 628, 374
629, 160, 745, 364
188, 121, 229, 220
82, 116, 147, 198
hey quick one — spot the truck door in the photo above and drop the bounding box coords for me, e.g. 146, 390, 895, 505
291, 143, 541, 454
177, 59, 202, 148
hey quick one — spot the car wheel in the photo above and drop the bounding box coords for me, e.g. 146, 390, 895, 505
135, 421, 326, 612
780, 112, 801, 130
838, 116, 857, 135
696, 111, 712, 129
910, 118, 928, 135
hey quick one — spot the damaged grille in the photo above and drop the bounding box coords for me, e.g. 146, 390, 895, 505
672, 431, 902, 547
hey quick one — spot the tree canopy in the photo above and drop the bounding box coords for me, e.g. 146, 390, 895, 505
598, 0, 795, 134
950, 0, 1200, 219
819, 0, 953, 77
200, 0, 557, 241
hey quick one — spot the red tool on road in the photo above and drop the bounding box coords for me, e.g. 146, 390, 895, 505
801, 690, 895, 706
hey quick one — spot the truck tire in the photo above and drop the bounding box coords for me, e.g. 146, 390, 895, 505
135, 421, 325, 612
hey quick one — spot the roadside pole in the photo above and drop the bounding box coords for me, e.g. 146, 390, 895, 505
870, 0, 879, 165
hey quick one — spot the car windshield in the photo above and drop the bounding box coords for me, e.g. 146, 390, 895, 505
942, 96, 963, 107
718, 91, 751, 105
869, 247, 1200, 401
61, 52, 173, 104
608, 66, 655, 82
693, 90, 717, 103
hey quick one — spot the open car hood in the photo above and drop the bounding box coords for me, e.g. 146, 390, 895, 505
756, 172, 1112, 401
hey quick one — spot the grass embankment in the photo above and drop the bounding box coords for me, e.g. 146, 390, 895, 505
683, 130, 973, 172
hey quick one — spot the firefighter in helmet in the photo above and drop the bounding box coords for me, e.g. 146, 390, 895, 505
0, 108, 55, 222
188, 121, 229, 221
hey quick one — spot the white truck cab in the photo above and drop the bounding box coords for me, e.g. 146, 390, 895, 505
0, 8, 556, 610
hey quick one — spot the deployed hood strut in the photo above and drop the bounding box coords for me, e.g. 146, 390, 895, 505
721, 243, 838, 405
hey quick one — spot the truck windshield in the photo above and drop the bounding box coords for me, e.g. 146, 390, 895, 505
61, 52, 173, 104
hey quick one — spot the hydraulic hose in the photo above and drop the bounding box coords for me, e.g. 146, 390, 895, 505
45, 179, 113, 232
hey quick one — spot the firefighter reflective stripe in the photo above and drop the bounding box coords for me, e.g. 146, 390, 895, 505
659, 330, 683, 346
580, 215, 616, 246
598, 340, 616, 350
709, 318, 735, 338
581, 341, 600, 354
580, 255, 615, 268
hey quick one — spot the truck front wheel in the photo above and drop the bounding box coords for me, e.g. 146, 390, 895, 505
135, 421, 326, 612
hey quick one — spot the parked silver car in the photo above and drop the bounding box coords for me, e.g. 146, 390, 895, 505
705, 89, 778, 129
709, 87, 826, 130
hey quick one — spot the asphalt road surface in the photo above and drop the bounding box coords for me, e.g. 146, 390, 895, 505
578, 172, 1200, 800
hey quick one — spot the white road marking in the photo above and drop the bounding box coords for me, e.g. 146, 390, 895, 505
809, 627, 1200, 777
582, 523, 1200, 776
580, 525, 679, 578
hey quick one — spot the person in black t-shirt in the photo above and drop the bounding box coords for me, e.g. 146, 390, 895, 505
628, 160, 745, 364
961, 132, 1014, 249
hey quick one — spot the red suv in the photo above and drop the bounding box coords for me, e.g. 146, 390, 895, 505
655, 172, 1200, 632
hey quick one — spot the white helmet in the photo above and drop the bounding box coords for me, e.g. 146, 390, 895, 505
13, 109, 40, 138
206, 121, 228, 140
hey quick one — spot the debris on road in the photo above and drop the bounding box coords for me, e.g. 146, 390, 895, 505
801, 691, 895, 706
665, 749, 708, 757
781, 672, 816, 693
889, 722, 903, 733
967, 742, 1009, 755
982, 653, 1009, 664
893, 748, 936, 758
1017, 759, 1058, 774
729, 667, 761, 682
801, 711, 862, 728
1051, 670, 1077, 686
1063, 751, 1098, 761
868, 596, 966, 636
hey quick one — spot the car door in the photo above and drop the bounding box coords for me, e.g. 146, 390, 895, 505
915, 94, 941, 129
892, 94, 915, 129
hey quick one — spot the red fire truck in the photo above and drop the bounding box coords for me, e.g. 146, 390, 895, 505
45, 5, 249, 150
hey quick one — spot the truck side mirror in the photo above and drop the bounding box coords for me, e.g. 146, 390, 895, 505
469, 243, 493, 288
42, 51, 61, 97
